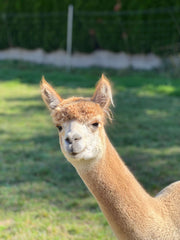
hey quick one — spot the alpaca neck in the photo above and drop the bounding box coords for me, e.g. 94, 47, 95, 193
75, 134, 160, 239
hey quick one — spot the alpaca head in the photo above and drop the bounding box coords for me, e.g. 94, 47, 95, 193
41, 75, 113, 165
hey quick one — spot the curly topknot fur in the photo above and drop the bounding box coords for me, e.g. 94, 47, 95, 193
51, 97, 106, 125
41, 74, 113, 125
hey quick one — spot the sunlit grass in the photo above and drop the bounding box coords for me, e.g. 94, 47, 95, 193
0, 61, 180, 239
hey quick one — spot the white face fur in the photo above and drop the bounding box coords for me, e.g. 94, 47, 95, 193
57, 119, 105, 164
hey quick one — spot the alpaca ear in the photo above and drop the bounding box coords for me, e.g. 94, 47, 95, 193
40, 76, 63, 110
92, 74, 114, 109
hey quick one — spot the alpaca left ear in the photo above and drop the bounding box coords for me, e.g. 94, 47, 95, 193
92, 74, 114, 109
40, 76, 63, 111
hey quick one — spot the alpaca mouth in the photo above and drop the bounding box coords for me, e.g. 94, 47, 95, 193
68, 147, 86, 158
71, 152, 78, 156
67, 144, 86, 157
70, 150, 83, 156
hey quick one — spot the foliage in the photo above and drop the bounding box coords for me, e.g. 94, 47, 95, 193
0, 61, 180, 239
0, 1, 179, 53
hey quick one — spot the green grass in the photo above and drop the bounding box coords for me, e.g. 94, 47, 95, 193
0, 60, 180, 239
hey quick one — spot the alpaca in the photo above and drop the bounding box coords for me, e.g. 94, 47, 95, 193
41, 75, 180, 240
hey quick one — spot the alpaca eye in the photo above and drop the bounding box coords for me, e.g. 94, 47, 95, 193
57, 125, 62, 132
92, 122, 99, 128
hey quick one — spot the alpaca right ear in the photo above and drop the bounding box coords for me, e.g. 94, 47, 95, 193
40, 76, 63, 110
92, 74, 114, 109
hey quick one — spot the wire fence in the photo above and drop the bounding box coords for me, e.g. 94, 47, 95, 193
73, 7, 180, 55
0, 7, 180, 56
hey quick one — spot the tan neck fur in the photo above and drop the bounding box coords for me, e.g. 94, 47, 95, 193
75, 134, 166, 240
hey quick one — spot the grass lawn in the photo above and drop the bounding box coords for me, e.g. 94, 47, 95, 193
0, 61, 180, 239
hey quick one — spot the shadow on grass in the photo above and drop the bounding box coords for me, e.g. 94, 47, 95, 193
0, 63, 180, 214
1, 60, 180, 93
6, 96, 41, 102
1, 96, 180, 195
0, 127, 179, 213
0, 60, 97, 88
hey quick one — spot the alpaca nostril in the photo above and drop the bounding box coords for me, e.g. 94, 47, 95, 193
73, 134, 82, 142
74, 138, 80, 141
65, 137, 72, 144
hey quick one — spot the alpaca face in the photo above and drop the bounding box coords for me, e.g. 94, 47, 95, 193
41, 74, 113, 164
51, 99, 106, 163
57, 118, 105, 163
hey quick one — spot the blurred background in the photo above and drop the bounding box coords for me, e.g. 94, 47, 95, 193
0, 1, 180, 69
0, 1, 180, 240
0, 1, 179, 53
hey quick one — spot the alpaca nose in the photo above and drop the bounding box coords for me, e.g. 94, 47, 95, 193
65, 133, 82, 145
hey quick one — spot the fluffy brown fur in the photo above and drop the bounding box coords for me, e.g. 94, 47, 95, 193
51, 98, 105, 125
